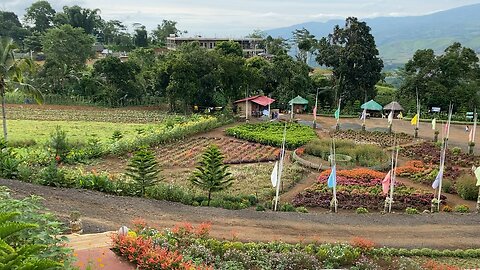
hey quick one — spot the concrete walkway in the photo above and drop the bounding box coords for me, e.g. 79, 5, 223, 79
68, 232, 134, 270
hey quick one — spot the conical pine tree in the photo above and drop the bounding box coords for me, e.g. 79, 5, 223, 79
191, 145, 233, 206
125, 148, 161, 197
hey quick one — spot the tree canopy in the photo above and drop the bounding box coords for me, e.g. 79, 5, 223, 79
316, 17, 383, 105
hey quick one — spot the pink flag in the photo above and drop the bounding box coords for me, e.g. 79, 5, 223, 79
382, 170, 391, 195
444, 123, 449, 137
313, 106, 317, 117
469, 128, 473, 142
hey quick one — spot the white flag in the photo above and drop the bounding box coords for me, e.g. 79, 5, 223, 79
271, 161, 278, 187
387, 111, 393, 124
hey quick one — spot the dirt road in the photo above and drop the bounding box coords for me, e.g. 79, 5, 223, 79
2, 178, 479, 249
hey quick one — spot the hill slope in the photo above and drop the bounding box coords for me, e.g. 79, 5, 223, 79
266, 4, 480, 68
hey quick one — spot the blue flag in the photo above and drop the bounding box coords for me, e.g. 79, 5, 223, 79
327, 165, 337, 188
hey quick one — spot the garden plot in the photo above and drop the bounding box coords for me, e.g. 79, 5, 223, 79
156, 137, 280, 167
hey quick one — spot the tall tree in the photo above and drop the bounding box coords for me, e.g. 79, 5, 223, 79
151, 20, 182, 46
126, 147, 161, 197
98, 19, 126, 45
292, 28, 316, 63
316, 17, 383, 104
190, 145, 233, 206
0, 11, 30, 46
133, 24, 149, 47
0, 38, 42, 141
24, 0, 56, 33
399, 42, 480, 111
54, 5, 102, 35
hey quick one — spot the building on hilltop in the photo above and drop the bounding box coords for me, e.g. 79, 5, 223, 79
166, 36, 265, 57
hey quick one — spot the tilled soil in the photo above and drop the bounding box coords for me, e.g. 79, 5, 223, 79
2, 178, 479, 249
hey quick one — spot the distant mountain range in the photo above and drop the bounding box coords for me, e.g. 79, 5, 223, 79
266, 4, 480, 69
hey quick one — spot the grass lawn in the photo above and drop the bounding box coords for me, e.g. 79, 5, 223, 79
7, 119, 152, 145
161, 162, 309, 201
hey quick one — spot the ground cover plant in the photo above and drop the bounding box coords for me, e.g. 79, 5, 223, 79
333, 130, 414, 147
401, 142, 480, 167
157, 137, 280, 167
7, 105, 170, 123
112, 220, 480, 270
304, 138, 389, 168
225, 122, 317, 149
292, 168, 445, 210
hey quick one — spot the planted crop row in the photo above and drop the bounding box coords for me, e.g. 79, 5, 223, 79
333, 130, 413, 147
225, 122, 317, 149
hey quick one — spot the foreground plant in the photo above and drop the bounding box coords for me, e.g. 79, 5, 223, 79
190, 145, 233, 206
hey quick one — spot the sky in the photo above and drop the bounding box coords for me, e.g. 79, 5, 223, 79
2, 0, 480, 37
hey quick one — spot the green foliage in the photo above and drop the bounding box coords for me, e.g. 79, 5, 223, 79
214, 41, 243, 57
125, 148, 161, 197
256, 205, 266, 211
226, 122, 317, 149
455, 175, 479, 200
454, 204, 470, 213
0, 139, 20, 179
316, 17, 383, 104
451, 147, 462, 155
441, 179, 455, 194
399, 42, 480, 111
405, 207, 419, 214
48, 126, 70, 162
24, 1, 56, 33
190, 145, 233, 206
295, 206, 309, 213
38, 161, 72, 188
280, 203, 296, 212
356, 207, 369, 214
0, 188, 72, 267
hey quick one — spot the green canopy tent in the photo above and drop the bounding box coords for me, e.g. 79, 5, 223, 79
288, 95, 309, 114
361, 100, 383, 111
360, 100, 383, 118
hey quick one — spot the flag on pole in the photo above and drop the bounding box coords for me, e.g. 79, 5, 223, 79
387, 111, 393, 124
432, 168, 443, 189
432, 118, 436, 130
327, 165, 337, 188
313, 106, 317, 117
469, 129, 474, 142
444, 123, 449, 137
271, 161, 278, 187
411, 114, 419, 125
334, 108, 340, 120
360, 108, 367, 121
382, 170, 391, 195
474, 166, 480, 187
397, 112, 403, 119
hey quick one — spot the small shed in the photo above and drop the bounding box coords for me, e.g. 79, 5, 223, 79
288, 95, 309, 114
383, 101, 404, 118
234, 95, 275, 119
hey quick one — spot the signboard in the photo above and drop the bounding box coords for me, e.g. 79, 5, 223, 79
467, 112, 474, 119
431, 107, 441, 113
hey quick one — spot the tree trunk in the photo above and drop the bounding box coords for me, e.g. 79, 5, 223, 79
207, 191, 211, 206
0, 81, 7, 141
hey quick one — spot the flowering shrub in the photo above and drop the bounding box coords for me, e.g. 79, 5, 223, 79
319, 168, 385, 180
350, 237, 375, 250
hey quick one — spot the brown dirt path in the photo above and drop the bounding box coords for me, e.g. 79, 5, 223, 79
2, 178, 480, 249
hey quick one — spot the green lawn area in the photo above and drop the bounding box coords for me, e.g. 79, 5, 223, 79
162, 162, 309, 201
7, 119, 152, 145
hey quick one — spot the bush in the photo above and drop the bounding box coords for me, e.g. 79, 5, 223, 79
0, 139, 20, 179
48, 126, 70, 163
295, 206, 309, 213
456, 174, 479, 200
280, 203, 296, 212
451, 147, 462, 155
356, 207, 369, 214
405, 207, 419, 214
454, 204, 470, 213
38, 161, 73, 188
256, 205, 266, 211
441, 179, 455, 194
442, 205, 453, 212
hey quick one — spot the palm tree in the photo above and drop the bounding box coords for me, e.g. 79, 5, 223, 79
190, 145, 233, 206
0, 37, 42, 141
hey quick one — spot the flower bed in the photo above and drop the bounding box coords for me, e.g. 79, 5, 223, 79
156, 137, 280, 167
112, 220, 480, 270
401, 142, 480, 167
292, 168, 444, 210
225, 122, 317, 149
396, 160, 464, 186
332, 130, 414, 147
